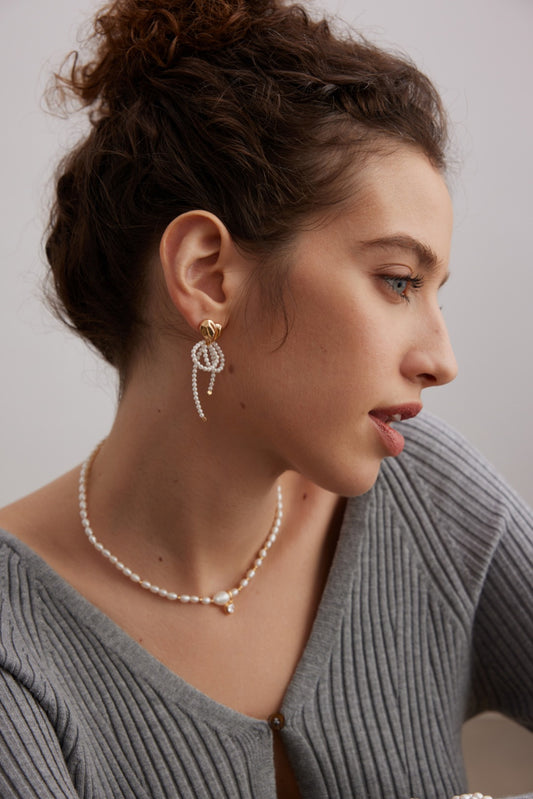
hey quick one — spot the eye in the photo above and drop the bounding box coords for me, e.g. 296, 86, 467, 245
382, 274, 424, 302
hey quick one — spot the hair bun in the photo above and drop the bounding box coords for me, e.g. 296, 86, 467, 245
58, 0, 276, 111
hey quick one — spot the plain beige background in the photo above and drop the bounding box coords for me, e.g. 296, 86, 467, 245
0, 0, 532, 795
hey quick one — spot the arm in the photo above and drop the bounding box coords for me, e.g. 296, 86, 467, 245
401, 413, 533, 728
467, 487, 533, 799
400, 415, 533, 799
468, 489, 533, 731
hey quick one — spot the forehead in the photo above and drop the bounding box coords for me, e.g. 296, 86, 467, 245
277, 144, 454, 285
340, 146, 454, 258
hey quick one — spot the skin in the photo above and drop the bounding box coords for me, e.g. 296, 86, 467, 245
224, 145, 457, 498
0, 144, 457, 799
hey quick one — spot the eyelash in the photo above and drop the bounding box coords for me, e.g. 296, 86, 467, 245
382, 273, 424, 302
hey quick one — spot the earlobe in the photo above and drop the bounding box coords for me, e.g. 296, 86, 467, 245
159, 210, 242, 333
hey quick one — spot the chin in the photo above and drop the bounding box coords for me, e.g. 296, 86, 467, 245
305, 454, 384, 498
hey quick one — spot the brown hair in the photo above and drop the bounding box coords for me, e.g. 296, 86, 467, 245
45, 0, 448, 377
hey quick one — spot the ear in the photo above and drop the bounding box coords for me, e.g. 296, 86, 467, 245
159, 210, 248, 335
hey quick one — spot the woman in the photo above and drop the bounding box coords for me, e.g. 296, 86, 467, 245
0, 1, 531, 797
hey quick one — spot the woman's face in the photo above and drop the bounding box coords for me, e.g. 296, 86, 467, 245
229, 145, 457, 496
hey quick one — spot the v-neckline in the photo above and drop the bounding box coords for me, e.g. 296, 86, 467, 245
0, 490, 370, 734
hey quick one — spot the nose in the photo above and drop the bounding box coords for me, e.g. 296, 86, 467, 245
401, 312, 458, 389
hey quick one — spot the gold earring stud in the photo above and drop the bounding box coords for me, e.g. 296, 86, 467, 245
199, 319, 222, 345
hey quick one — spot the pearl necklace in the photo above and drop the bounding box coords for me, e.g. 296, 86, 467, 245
78, 442, 283, 615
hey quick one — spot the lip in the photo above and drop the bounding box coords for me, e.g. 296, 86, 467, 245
369, 402, 423, 423
368, 402, 422, 457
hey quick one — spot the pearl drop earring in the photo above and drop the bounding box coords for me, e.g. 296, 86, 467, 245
191, 319, 225, 421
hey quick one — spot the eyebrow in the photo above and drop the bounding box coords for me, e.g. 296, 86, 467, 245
358, 234, 450, 286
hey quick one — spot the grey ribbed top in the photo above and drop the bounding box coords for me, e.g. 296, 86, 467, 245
1, 414, 532, 799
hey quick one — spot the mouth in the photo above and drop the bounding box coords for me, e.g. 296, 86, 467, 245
368, 403, 422, 457
368, 402, 423, 424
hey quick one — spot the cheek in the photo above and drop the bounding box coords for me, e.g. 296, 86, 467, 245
309, 297, 393, 371
242, 272, 398, 408
288, 317, 390, 413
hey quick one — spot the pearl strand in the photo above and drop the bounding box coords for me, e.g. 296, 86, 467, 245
411, 794, 492, 799
452, 794, 493, 799
78, 443, 283, 615
191, 340, 225, 421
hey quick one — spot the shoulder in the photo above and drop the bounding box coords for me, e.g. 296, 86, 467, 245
0, 530, 53, 689
401, 411, 499, 478
0, 524, 111, 717
399, 411, 530, 527
0, 524, 91, 685
0, 527, 43, 602
375, 412, 532, 597
0, 466, 80, 553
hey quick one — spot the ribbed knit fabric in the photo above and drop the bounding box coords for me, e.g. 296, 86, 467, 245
0, 413, 532, 799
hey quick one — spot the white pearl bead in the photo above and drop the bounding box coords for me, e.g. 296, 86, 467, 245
123, 567, 132, 577
140, 580, 151, 589
167, 593, 178, 601
131, 574, 140, 582
201, 597, 212, 604
190, 596, 199, 603
213, 590, 231, 606
179, 595, 190, 603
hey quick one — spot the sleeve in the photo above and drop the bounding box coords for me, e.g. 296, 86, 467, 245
400, 415, 533, 799
401, 414, 533, 727
468, 488, 533, 729
0, 668, 80, 798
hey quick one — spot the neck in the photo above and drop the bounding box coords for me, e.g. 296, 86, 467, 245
84, 374, 298, 598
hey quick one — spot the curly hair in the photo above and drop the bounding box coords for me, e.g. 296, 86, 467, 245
45, 0, 448, 377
